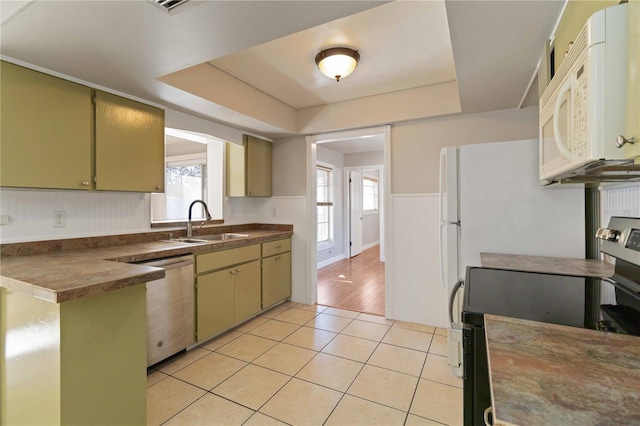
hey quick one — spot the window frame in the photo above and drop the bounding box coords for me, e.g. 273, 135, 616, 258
316, 162, 335, 250
363, 175, 379, 214
151, 153, 208, 222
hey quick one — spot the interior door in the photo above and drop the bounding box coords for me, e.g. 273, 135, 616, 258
350, 171, 363, 257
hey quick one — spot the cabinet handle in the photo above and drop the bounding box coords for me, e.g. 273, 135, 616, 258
616, 135, 636, 148
155, 186, 161, 190
81, 181, 90, 186
235, 269, 240, 274
229, 270, 235, 275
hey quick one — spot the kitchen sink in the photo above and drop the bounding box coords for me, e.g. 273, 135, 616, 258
163, 233, 250, 244
195, 233, 249, 241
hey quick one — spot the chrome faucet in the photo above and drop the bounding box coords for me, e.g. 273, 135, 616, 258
187, 199, 212, 238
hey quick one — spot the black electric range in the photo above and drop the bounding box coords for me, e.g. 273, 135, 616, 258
461, 217, 640, 426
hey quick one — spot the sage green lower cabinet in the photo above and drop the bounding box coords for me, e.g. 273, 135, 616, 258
1, 285, 147, 425
232, 261, 261, 323
194, 238, 292, 343
262, 252, 291, 309
261, 239, 292, 309
196, 268, 235, 342
195, 245, 261, 343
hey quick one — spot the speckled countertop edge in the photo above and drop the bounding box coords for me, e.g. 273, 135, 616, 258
485, 314, 640, 426
0, 226, 292, 304
480, 252, 614, 278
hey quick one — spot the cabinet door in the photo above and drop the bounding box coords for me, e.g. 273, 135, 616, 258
234, 260, 261, 323
245, 135, 272, 197
262, 252, 291, 309
95, 91, 165, 192
225, 142, 246, 197
0, 61, 92, 190
196, 269, 234, 342
626, 0, 640, 159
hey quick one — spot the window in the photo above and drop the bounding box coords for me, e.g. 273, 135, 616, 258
151, 157, 207, 221
317, 165, 333, 245
363, 176, 379, 212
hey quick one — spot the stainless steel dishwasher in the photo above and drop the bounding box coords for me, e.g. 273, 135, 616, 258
136, 255, 195, 367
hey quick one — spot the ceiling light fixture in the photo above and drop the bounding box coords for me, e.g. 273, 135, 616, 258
315, 47, 360, 82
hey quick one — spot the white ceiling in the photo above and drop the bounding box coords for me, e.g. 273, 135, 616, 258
208, 1, 455, 110
321, 134, 385, 155
1, 0, 565, 141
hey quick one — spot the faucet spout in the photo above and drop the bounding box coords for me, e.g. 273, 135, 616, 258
187, 199, 212, 238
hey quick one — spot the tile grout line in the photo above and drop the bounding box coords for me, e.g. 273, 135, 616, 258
149, 302, 458, 425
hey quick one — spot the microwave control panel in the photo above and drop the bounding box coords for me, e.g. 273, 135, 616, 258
572, 64, 588, 159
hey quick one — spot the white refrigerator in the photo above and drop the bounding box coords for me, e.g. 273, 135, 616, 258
438, 139, 586, 373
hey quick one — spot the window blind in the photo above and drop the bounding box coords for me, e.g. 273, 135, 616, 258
317, 165, 333, 206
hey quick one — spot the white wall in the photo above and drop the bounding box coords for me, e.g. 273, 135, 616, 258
392, 106, 539, 193
362, 169, 380, 249
316, 145, 346, 266
344, 151, 384, 167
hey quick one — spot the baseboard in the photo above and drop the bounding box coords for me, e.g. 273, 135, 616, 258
362, 241, 380, 251
317, 254, 346, 269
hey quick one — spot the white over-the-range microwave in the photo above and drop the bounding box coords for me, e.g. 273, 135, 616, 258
539, 3, 640, 186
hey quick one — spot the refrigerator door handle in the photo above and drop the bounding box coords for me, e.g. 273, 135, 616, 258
439, 222, 446, 288
438, 147, 446, 223
449, 279, 464, 330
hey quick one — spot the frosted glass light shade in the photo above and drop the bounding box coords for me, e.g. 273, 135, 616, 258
315, 48, 360, 82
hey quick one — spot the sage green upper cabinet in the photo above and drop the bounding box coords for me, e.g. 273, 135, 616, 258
625, 0, 640, 159
95, 91, 165, 192
0, 60, 165, 193
226, 135, 272, 197
0, 61, 93, 190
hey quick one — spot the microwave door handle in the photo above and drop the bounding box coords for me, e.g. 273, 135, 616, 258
552, 79, 573, 161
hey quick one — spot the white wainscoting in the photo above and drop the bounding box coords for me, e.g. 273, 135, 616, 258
362, 241, 380, 251
0, 189, 152, 243
252, 196, 310, 305
389, 194, 447, 328
600, 183, 640, 226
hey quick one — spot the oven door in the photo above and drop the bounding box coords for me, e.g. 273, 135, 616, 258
462, 317, 490, 426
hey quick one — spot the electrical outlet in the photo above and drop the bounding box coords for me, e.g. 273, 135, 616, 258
54, 210, 66, 228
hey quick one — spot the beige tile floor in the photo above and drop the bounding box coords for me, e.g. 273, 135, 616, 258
147, 302, 463, 426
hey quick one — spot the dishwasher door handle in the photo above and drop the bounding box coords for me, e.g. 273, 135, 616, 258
139, 256, 194, 271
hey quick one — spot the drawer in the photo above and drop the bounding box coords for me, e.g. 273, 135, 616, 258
262, 238, 291, 257
196, 244, 260, 274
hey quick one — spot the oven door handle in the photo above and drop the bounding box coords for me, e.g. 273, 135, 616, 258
449, 279, 464, 330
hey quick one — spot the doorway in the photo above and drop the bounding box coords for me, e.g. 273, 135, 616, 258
306, 126, 390, 316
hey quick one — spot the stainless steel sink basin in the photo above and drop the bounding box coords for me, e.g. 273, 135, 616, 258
163, 233, 249, 244
163, 238, 209, 244
196, 233, 249, 241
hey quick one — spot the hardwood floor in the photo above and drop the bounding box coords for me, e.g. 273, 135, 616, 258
317, 245, 385, 316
